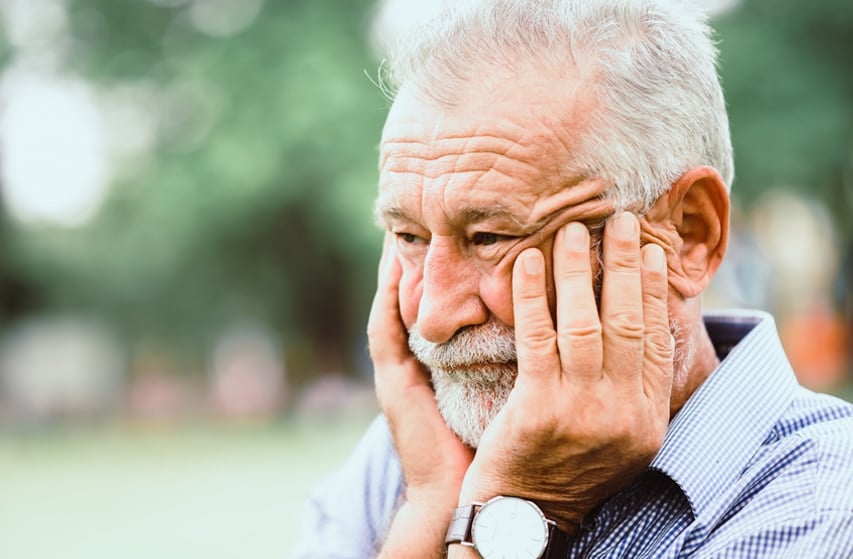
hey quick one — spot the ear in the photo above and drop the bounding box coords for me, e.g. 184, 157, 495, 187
645, 166, 730, 299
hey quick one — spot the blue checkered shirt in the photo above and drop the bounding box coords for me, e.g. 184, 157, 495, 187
291, 311, 853, 558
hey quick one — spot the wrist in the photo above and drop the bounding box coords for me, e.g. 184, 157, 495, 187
534, 499, 584, 536
407, 484, 463, 512
445, 496, 573, 559
447, 544, 481, 558
378, 498, 457, 559
458, 473, 584, 537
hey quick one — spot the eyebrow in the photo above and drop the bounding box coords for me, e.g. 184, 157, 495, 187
373, 201, 529, 230
373, 203, 410, 228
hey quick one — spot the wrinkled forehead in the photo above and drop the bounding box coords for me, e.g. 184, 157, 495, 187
379, 79, 589, 183
380, 69, 585, 145
376, 81, 611, 229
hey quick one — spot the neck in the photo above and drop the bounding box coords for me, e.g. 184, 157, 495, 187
669, 310, 719, 419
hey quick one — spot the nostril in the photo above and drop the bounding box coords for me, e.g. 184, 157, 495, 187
416, 292, 490, 345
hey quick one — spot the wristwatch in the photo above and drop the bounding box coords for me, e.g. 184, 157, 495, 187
445, 496, 571, 558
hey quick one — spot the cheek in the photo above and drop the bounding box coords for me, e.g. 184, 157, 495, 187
478, 272, 515, 327
398, 266, 422, 330
482, 237, 559, 327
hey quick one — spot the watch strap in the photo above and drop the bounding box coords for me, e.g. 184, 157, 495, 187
543, 521, 571, 558
444, 504, 477, 545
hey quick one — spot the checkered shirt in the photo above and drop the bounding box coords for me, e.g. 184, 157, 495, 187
291, 310, 853, 558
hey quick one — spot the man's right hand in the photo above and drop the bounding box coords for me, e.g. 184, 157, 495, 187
368, 234, 474, 557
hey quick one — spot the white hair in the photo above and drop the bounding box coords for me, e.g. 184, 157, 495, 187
372, 0, 734, 210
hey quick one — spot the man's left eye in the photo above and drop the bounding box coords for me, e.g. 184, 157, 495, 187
471, 232, 506, 246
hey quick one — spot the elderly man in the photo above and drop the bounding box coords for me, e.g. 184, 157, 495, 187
292, 0, 853, 557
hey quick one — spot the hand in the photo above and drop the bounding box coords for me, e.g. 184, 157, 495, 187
368, 234, 474, 557
458, 212, 673, 534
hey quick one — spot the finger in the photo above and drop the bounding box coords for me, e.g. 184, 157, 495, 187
640, 243, 673, 410
512, 248, 560, 383
554, 222, 603, 382
367, 235, 437, 416
378, 232, 393, 273
600, 212, 644, 384
367, 234, 407, 365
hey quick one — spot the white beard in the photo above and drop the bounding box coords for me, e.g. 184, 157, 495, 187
408, 316, 693, 449
408, 320, 517, 448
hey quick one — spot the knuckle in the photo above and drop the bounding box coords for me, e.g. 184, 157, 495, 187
642, 265, 667, 284
557, 264, 590, 281
520, 326, 557, 352
559, 322, 602, 340
643, 280, 668, 302
515, 287, 544, 304
605, 312, 645, 339
606, 239, 640, 263
645, 327, 673, 361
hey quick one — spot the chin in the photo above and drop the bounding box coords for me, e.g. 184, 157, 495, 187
431, 363, 517, 448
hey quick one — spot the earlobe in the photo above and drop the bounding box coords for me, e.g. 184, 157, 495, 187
653, 166, 730, 299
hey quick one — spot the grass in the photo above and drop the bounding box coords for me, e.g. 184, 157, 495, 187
1, 385, 848, 559
0, 414, 376, 559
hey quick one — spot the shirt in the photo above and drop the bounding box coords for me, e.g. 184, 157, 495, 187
290, 310, 853, 558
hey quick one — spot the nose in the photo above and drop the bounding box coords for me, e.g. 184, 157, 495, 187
416, 240, 488, 344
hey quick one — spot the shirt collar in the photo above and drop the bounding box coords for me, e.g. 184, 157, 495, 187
649, 310, 799, 517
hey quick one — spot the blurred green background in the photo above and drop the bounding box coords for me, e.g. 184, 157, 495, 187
0, 0, 850, 557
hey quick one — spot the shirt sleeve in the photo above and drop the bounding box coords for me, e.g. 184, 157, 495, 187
689, 422, 853, 559
289, 415, 405, 559
690, 510, 853, 558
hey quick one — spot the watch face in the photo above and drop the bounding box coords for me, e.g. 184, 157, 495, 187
471, 497, 549, 559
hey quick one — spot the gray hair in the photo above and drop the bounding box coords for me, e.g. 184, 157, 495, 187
371, 0, 734, 210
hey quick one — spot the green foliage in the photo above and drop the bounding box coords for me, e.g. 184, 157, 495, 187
715, 0, 853, 235
0, 0, 850, 379
4, 0, 387, 371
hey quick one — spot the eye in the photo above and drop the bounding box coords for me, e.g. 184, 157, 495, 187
471, 232, 507, 246
396, 232, 426, 245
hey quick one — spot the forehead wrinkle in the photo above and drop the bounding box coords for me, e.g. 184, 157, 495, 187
380, 112, 572, 165
381, 143, 547, 183
524, 177, 614, 229
453, 205, 529, 229
380, 132, 523, 168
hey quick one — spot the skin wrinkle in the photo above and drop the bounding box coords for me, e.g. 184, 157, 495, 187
639, 220, 679, 259
378, 78, 686, 405
488, 197, 612, 275
379, 84, 584, 177
405, 217, 608, 449
378, 106, 617, 305
377, 181, 612, 236
377, 185, 614, 282
364, 5, 739, 549
384, 150, 545, 177
380, 141, 563, 185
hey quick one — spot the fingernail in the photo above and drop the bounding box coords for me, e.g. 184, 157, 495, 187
644, 243, 666, 270
522, 250, 543, 275
563, 222, 587, 246
614, 212, 638, 238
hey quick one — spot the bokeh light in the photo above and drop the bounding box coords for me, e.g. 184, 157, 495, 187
0, 72, 108, 227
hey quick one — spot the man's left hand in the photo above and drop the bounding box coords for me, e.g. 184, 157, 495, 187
457, 212, 674, 534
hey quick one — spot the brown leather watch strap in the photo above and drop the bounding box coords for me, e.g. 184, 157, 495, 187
543, 522, 571, 558
444, 504, 478, 545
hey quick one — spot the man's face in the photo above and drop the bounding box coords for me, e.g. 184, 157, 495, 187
376, 77, 613, 447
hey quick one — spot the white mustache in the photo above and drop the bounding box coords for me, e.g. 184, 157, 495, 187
408, 320, 517, 370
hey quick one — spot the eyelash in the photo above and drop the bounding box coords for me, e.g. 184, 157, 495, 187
392, 230, 516, 251
471, 232, 506, 246
396, 232, 424, 244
